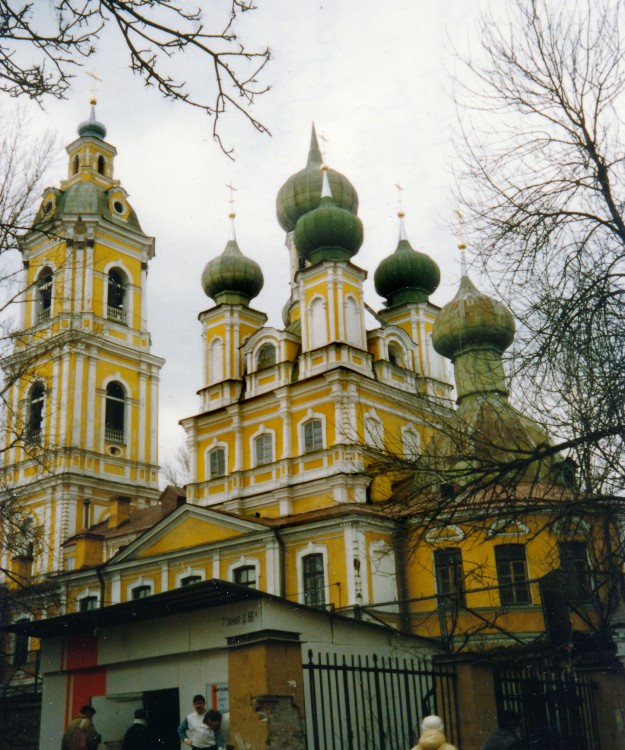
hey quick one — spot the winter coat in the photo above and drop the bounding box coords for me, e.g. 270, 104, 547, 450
411, 728, 457, 750
481, 727, 524, 750
61, 715, 100, 750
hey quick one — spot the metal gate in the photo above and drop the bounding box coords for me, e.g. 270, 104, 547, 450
494, 664, 600, 750
303, 649, 458, 750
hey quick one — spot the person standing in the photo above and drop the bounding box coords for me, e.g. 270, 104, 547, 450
122, 709, 149, 750
61, 705, 101, 750
481, 710, 525, 750
177, 695, 213, 750
411, 715, 457, 750
203, 709, 231, 750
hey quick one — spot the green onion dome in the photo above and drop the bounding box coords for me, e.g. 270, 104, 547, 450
374, 215, 440, 306
201, 216, 264, 305
293, 168, 364, 264
432, 274, 515, 361
78, 105, 107, 140
276, 125, 358, 232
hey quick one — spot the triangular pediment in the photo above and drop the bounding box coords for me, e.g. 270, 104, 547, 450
111, 505, 271, 563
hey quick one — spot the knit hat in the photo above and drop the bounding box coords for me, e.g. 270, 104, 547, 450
421, 715, 444, 732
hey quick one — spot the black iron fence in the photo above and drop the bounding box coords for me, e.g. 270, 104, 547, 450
494, 664, 600, 750
303, 649, 458, 750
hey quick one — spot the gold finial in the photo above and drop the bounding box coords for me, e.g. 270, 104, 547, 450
318, 131, 329, 162
456, 209, 467, 276
86, 70, 102, 106
394, 182, 404, 216
226, 183, 237, 218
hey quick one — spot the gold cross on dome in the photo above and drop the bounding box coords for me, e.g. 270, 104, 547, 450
226, 183, 237, 216
456, 209, 468, 275
86, 70, 102, 105
394, 182, 404, 214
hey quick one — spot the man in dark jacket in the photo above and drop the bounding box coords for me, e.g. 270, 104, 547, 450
122, 709, 149, 750
482, 710, 525, 750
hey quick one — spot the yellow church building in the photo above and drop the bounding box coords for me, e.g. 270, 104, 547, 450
1, 111, 615, 705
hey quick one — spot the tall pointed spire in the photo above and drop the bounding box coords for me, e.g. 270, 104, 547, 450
307, 124, 323, 169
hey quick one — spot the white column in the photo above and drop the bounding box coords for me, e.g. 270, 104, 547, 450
72, 349, 84, 445
58, 347, 71, 444
86, 354, 97, 451
75, 244, 84, 313
149, 373, 158, 464
233, 411, 243, 471
85, 243, 94, 312
328, 269, 337, 342
140, 263, 148, 330
138, 372, 147, 463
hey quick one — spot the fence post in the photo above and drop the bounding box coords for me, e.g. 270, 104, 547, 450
227, 628, 306, 750
449, 658, 497, 749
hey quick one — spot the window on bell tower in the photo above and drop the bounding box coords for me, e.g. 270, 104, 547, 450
97, 155, 106, 175
73, 155, 79, 175
36, 267, 53, 322
107, 268, 127, 323
105, 381, 126, 443
27, 383, 45, 443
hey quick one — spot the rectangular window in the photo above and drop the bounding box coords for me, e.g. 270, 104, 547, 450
255, 434, 273, 466
234, 565, 257, 587
559, 541, 592, 603
495, 544, 531, 606
209, 448, 226, 478
303, 553, 326, 608
303, 419, 323, 452
434, 548, 466, 608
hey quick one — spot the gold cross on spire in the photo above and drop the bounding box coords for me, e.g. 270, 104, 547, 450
226, 183, 237, 218
456, 209, 467, 276
318, 132, 329, 162
394, 182, 405, 216
86, 70, 102, 106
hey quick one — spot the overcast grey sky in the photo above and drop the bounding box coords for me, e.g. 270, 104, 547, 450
9, 0, 491, 463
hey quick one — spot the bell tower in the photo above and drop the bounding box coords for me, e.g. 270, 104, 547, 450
1, 106, 164, 578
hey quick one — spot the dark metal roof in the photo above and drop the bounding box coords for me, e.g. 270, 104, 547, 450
2, 579, 267, 638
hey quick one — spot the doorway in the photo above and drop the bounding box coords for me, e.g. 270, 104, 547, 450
144, 688, 180, 750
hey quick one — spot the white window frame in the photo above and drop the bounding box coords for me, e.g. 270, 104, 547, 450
364, 410, 384, 449
228, 556, 261, 589
127, 577, 155, 600
175, 567, 206, 588
76, 589, 100, 611
205, 442, 228, 479
297, 410, 326, 454
296, 543, 329, 607
251, 425, 275, 467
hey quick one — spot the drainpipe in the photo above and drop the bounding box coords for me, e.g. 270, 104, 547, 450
272, 527, 285, 598
96, 564, 106, 609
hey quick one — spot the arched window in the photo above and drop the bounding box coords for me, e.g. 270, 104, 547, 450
233, 565, 257, 587
303, 419, 323, 453
97, 155, 106, 175
364, 414, 384, 449
79, 596, 99, 612
27, 383, 45, 443
209, 339, 224, 384
208, 447, 226, 478
73, 155, 80, 175
344, 296, 361, 346
254, 433, 273, 466
36, 267, 53, 322
180, 575, 202, 587
16, 517, 36, 558
257, 343, 276, 370
12, 619, 29, 666
388, 343, 404, 367
131, 585, 152, 599
105, 381, 125, 443
309, 298, 327, 349
107, 269, 127, 323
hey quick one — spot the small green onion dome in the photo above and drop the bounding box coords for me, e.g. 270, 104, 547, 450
78, 105, 107, 140
432, 274, 515, 360
374, 216, 440, 306
276, 125, 358, 232
293, 169, 364, 264
202, 220, 264, 305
